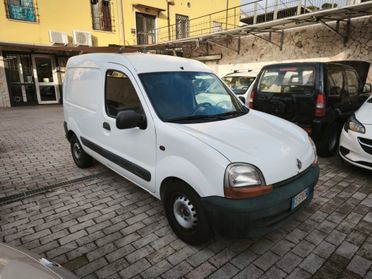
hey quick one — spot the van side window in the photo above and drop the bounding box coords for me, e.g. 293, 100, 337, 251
105, 70, 141, 117
327, 69, 343, 96
345, 70, 359, 96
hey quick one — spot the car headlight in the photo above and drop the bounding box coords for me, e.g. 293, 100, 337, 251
308, 136, 318, 165
344, 114, 365, 134
224, 163, 272, 199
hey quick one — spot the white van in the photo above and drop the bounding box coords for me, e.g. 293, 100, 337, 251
63, 53, 319, 245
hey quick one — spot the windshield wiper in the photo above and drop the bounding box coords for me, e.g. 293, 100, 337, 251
167, 110, 247, 123
167, 114, 221, 123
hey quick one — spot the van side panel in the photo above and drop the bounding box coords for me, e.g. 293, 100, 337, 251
65, 68, 101, 112
64, 67, 103, 148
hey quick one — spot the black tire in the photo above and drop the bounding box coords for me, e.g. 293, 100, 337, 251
163, 181, 212, 246
70, 135, 93, 168
317, 122, 339, 157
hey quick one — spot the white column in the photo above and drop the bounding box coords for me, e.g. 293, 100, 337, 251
0, 51, 11, 108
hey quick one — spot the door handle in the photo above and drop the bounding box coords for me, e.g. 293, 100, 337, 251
103, 122, 111, 131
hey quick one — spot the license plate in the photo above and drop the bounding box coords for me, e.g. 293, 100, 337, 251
291, 188, 309, 209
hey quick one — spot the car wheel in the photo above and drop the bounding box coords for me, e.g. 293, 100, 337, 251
317, 123, 339, 157
163, 181, 212, 246
70, 135, 93, 168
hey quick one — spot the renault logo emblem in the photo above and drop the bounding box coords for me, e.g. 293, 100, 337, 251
297, 159, 302, 170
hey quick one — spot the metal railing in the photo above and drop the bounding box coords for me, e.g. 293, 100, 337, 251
144, 0, 367, 45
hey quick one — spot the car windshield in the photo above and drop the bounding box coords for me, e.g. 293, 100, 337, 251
222, 76, 256, 95
139, 72, 248, 123
258, 66, 315, 94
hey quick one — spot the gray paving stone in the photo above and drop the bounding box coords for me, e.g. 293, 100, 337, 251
292, 240, 315, 258
313, 240, 336, 259
276, 252, 302, 273
347, 255, 372, 277
233, 264, 264, 279
299, 253, 325, 274
253, 251, 280, 271
209, 263, 239, 279
335, 241, 359, 259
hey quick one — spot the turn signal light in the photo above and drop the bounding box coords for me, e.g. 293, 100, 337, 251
224, 185, 273, 199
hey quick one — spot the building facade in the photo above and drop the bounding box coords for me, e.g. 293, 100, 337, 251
0, 0, 239, 107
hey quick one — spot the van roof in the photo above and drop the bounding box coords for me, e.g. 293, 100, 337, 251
66, 53, 213, 74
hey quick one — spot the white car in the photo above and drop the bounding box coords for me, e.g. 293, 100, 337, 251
339, 96, 372, 170
63, 53, 319, 245
221, 70, 258, 104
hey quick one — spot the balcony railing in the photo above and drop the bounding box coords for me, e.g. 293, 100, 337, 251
143, 0, 368, 45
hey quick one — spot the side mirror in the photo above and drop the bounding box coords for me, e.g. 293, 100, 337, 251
238, 96, 246, 103
116, 110, 146, 130
363, 83, 372, 93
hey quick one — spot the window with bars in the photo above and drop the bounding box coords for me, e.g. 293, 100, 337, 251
90, 0, 113, 31
5, 0, 37, 22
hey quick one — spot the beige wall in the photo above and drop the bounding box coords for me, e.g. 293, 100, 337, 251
189, 16, 372, 83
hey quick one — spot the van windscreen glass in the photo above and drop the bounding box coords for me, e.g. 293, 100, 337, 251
258, 66, 315, 94
139, 72, 248, 123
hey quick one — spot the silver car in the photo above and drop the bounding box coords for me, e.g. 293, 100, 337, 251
0, 242, 77, 279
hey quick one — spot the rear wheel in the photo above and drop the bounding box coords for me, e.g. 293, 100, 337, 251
70, 135, 93, 168
163, 181, 212, 246
317, 122, 339, 157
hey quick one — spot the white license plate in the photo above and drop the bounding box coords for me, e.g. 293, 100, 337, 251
291, 188, 309, 209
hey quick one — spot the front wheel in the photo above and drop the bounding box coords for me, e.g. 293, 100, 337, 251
163, 181, 212, 245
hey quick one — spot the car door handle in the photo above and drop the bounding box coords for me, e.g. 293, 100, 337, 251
103, 122, 111, 131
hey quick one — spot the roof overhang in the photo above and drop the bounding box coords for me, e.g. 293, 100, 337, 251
0, 42, 139, 54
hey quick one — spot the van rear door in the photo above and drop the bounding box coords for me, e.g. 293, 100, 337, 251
253, 65, 317, 127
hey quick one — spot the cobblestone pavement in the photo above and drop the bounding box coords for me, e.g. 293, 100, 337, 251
0, 105, 372, 279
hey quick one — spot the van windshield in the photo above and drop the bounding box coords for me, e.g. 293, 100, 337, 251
139, 72, 248, 123
258, 66, 315, 94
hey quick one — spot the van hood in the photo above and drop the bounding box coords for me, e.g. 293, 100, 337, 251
355, 99, 372, 125
172, 110, 315, 185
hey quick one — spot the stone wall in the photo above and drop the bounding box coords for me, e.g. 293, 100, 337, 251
188, 16, 372, 83
0, 52, 11, 108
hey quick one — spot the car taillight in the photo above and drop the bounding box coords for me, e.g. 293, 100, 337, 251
315, 93, 326, 118
249, 89, 255, 108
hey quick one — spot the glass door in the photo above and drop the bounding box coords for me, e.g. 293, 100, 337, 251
32, 54, 59, 104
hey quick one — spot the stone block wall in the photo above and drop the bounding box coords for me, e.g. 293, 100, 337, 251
0, 52, 11, 108
189, 16, 372, 83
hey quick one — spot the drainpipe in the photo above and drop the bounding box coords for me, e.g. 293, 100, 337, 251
167, 0, 171, 41
119, 0, 125, 45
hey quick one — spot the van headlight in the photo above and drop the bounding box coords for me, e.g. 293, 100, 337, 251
224, 163, 272, 199
344, 114, 365, 134
309, 136, 318, 166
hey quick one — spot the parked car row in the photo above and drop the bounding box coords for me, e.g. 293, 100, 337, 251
224, 61, 372, 164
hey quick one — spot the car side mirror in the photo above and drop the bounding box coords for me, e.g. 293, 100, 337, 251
363, 83, 371, 93
238, 96, 246, 103
116, 110, 146, 130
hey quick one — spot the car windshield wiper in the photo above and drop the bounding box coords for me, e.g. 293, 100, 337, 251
167, 114, 222, 123
167, 110, 247, 123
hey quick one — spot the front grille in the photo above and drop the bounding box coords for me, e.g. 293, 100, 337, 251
359, 137, 372, 146
358, 137, 372, 155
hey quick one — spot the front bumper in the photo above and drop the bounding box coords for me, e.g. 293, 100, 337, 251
339, 127, 372, 170
201, 165, 320, 238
